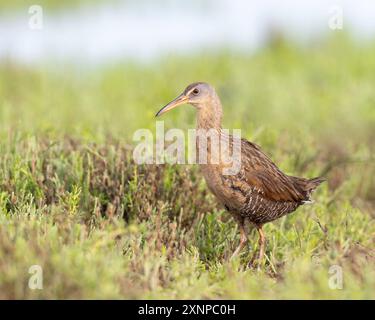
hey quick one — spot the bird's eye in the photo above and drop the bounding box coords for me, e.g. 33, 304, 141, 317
192, 88, 200, 95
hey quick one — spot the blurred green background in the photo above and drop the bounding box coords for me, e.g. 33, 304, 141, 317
0, 1, 374, 299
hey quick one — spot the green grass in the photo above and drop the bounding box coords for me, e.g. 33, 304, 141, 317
0, 36, 374, 299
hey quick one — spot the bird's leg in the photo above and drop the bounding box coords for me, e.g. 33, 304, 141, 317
252, 224, 266, 266
230, 218, 247, 260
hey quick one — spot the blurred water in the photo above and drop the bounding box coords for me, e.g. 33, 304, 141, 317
0, 0, 375, 65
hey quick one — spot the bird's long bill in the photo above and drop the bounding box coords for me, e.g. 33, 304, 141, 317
155, 93, 188, 117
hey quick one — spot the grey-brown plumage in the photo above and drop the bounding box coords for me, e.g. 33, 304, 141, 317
156, 82, 325, 264
219, 140, 324, 225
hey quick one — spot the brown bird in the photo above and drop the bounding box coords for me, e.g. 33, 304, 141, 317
156, 82, 324, 264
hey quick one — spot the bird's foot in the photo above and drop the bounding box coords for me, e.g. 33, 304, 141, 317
230, 247, 243, 261
230, 221, 248, 261
249, 251, 265, 270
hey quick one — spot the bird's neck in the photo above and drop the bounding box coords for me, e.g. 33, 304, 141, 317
196, 93, 223, 131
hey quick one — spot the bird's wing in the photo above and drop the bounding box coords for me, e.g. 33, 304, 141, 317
239, 140, 307, 202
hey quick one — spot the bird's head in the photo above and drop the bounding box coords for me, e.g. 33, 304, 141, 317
155, 82, 215, 117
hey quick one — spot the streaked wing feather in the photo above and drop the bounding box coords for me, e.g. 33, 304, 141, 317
240, 140, 306, 203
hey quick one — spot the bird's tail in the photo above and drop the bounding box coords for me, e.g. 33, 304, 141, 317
307, 177, 326, 191
302, 177, 325, 203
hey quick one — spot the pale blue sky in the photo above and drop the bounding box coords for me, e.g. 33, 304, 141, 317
0, 0, 374, 65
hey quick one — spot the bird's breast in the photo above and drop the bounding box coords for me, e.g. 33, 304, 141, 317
200, 164, 246, 211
